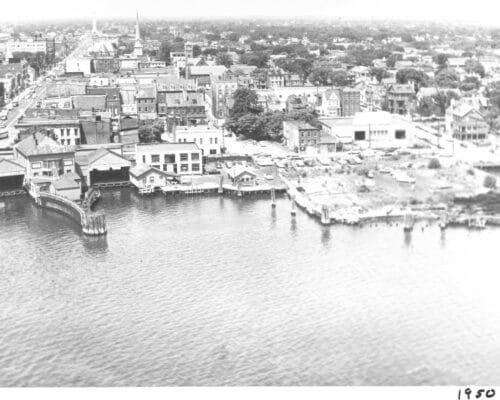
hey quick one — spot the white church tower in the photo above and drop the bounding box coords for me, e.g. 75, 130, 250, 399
133, 11, 143, 57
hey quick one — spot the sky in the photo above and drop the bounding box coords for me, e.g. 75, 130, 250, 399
1, 0, 500, 26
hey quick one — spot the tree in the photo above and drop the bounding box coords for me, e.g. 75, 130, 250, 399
460, 76, 480, 92
159, 41, 172, 63
484, 175, 497, 189
229, 88, 262, 118
192, 45, 202, 57
371, 67, 389, 83
138, 121, 164, 143
215, 52, 233, 68
138, 125, 156, 143
435, 68, 459, 88
396, 68, 427, 89
435, 53, 449, 70
239, 51, 270, 68
309, 68, 350, 86
464, 59, 485, 78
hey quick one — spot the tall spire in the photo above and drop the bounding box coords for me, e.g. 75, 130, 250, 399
135, 10, 140, 41
92, 11, 98, 35
133, 10, 143, 57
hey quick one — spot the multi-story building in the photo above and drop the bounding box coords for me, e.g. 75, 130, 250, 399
5, 37, 47, 61
445, 103, 489, 142
14, 132, 76, 181
386, 84, 415, 115
92, 57, 120, 74
163, 91, 206, 126
135, 142, 203, 175
282, 120, 321, 152
211, 78, 238, 120
15, 118, 82, 145
167, 124, 223, 155
341, 88, 361, 117
136, 85, 157, 120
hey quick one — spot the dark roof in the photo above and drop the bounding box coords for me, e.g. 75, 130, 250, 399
80, 120, 112, 145
71, 95, 107, 111
51, 173, 81, 190
15, 132, 75, 157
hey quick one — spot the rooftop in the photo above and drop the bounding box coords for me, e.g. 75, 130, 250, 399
136, 142, 200, 153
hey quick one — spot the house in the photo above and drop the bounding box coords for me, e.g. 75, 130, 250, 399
129, 165, 179, 190
319, 111, 415, 149
49, 172, 82, 201
227, 166, 257, 186
282, 121, 321, 152
136, 84, 157, 120
445, 103, 489, 141
386, 84, 415, 115
75, 147, 131, 187
0, 158, 25, 194
135, 142, 203, 175
317, 89, 341, 117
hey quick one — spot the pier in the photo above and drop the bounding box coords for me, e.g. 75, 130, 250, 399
33, 191, 107, 236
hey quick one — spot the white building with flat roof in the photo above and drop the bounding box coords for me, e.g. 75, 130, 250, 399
319, 111, 416, 149
164, 125, 223, 156
135, 142, 203, 175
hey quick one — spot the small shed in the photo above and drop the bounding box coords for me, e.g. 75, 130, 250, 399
129, 165, 179, 189
50, 172, 82, 201
227, 166, 257, 186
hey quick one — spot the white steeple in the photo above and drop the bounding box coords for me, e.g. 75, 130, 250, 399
135, 10, 140, 41
133, 10, 143, 57
92, 11, 98, 36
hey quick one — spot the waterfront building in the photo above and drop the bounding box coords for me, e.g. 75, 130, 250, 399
75, 147, 131, 187
227, 166, 257, 186
0, 158, 25, 194
14, 132, 76, 181
165, 124, 223, 155
129, 165, 179, 190
49, 172, 82, 201
319, 111, 415, 149
282, 121, 321, 152
135, 142, 203, 176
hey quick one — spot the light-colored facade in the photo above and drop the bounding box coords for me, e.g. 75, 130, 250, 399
319, 111, 415, 149
65, 58, 92, 75
135, 142, 203, 175
166, 125, 223, 155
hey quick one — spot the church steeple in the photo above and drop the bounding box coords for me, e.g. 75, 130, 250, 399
133, 10, 143, 57
135, 10, 140, 41
92, 11, 98, 36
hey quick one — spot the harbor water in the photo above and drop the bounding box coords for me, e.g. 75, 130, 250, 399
1, 188, 500, 386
